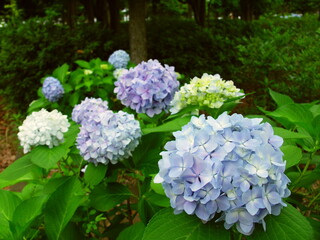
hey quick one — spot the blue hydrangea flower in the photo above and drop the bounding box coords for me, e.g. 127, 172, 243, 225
76, 110, 141, 165
72, 97, 109, 124
42, 77, 64, 102
155, 112, 290, 235
114, 59, 180, 117
108, 50, 130, 69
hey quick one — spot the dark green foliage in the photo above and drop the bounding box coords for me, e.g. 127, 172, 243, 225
235, 15, 320, 107
0, 18, 114, 110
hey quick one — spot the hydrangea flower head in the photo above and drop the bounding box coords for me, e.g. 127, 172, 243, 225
155, 112, 290, 235
72, 97, 109, 124
170, 73, 244, 114
76, 110, 141, 165
42, 77, 64, 102
18, 109, 70, 153
108, 50, 130, 69
113, 68, 128, 80
114, 59, 180, 117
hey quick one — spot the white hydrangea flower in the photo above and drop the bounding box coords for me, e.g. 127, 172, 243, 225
170, 73, 244, 114
18, 109, 70, 153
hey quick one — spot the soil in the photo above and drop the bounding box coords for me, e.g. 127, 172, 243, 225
0, 97, 21, 173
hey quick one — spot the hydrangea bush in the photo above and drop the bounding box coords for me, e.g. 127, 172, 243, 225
76, 109, 141, 165
155, 112, 290, 235
170, 73, 244, 114
0, 54, 318, 240
18, 108, 70, 153
42, 76, 64, 102
108, 49, 130, 69
114, 59, 180, 117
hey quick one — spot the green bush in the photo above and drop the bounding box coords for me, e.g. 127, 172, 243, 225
0, 18, 114, 110
235, 15, 320, 107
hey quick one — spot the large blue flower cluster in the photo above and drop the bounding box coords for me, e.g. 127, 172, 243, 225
114, 59, 180, 117
76, 109, 141, 165
72, 97, 109, 124
108, 50, 130, 69
155, 112, 290, 235
42, 77, 64, 102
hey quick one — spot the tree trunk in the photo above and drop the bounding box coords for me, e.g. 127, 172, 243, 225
129, 0, 148, 64
82, 0, 95, 23
107, 0, 120, 32
95, 0, 109, 28
64, 0, 77, 27
240, 0, 253, 21
188, 0, 206, 26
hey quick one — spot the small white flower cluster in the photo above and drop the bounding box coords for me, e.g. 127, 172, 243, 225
18, 109, 70, 153
170, 73, 244, 114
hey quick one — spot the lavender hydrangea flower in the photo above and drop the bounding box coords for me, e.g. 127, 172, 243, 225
114, 59, 180, 117
42, 77, 64, 102
18, 109, 70, 153
155, 112, 290, 235
76, 110, 141, 165
108, 50, 130, 69
72, 97, 109, 124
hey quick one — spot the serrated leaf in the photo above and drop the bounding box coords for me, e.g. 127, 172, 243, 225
142, 208, 230, 240
269, 89, 294, 107
281, 145, 302, 169
90, 183, 132, 211
45, 177, 85, 240
248, 204, 313, 240
84, 163, 108, 186
31, 145, 69, 170
142, 116, 191, 135
0, 154, 43, 188
117, 222, 145, 240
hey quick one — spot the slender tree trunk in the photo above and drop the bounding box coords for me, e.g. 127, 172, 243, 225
129, 0, 148, 64
82, 0, 95, 23
107, 0, 120, 32
240, 0, 253, 21
188, 0, 206, 26
64, 0, 77, 27
95, 0, 109, 28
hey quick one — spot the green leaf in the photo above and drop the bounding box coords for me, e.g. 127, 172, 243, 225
75, 60, 91, 69
142, 208, 230, 240
90, 183, 132, 211
144, 191, 170, 207
150, 175, 165, 195
281, 145, 302, 169
248, 204, 313, 240
133, 133, 166, 175
269, 89, 294, 107
31, 145, 69, 170
0, 190, 21, 239
142, 116, 191, 135
266, 104, 314, 133
273, 127, 309, 139
117, 222, 145, 240
0, 154, 43, 188
44, 176, 85, 240
10, 196, 47, 239
27, 98, 48, 114
69, 91, 80, 107
53, 64, 69, 83
84, 163, 108, 186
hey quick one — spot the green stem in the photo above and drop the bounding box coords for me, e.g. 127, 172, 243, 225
292, 152, 314, 187
308, 192, 320, 208
238, 233, 243, 240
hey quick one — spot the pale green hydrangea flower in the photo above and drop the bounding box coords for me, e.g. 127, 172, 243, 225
170, 73, 244, 114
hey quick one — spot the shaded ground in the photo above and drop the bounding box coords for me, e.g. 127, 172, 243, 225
0, 97, 22, 172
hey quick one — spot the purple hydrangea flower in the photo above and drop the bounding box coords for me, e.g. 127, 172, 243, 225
42, 77, 64, 102
155, 112, 290, 235
108, 50, 130, 69
76, 110, 141, 165
72, 97, 109, 124
114, 59, 180, 117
